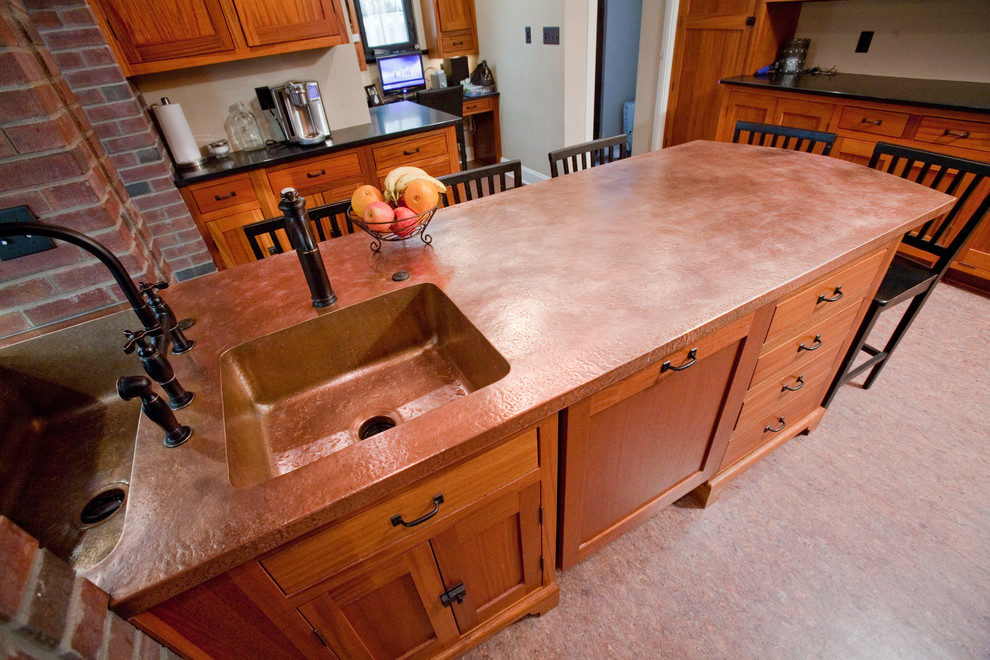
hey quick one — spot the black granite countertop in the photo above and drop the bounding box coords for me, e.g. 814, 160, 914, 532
173, 101, 460, 188
721, 73, 990, 115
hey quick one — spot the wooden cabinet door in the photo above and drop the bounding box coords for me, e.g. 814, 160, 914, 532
436, 0, 474, 32
299, 542, 460, 660
559, 317, 753, 568
204, 208, 266, 269
664, 0, 759, 147
232, 0, 344, 46
717, 89, 777, 141
96, 0, 234, 64
430, 482, 543, 633
774, 97, 834, 131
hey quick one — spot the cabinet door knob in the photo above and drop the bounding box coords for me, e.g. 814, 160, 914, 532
798, 334, 823, 352
390, 494, 444, 527
781, 375, 805, 392
661, 347, 698, 373
817, 285, 843, 304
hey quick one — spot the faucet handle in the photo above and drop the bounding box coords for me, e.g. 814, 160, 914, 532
138, 280, 169, 295
122, 327, 158, 354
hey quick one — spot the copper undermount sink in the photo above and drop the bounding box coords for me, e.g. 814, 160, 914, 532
0, 310, 139, 571
220, 283, 510, 488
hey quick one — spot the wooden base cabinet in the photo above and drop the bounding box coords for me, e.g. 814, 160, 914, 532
558, 313, 758, 569
133, 418, 558, 660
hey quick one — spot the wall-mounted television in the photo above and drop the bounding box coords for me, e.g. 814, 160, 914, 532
377, 51, 427, 97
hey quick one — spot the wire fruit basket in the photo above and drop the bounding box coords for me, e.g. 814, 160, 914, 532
349, 204, 437, 252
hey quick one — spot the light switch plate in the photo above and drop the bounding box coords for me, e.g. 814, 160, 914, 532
543, 27, 559, 45
0, 206, 56, 261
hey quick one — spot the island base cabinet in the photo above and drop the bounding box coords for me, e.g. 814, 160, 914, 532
132, 419, 558, 660
558, 314, 757, 569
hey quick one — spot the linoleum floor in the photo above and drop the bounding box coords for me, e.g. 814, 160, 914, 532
463, 282, 990, 660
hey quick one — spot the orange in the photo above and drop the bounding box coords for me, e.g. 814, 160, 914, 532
351, 184, 385, 218
401, 178, 441, 214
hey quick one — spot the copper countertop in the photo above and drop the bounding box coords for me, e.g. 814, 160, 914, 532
86, 141, 954, 616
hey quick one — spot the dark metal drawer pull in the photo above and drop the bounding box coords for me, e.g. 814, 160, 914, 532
403, 147, 421, 156
391, 494, 444, 527
943, 129, 970, 139
306, 169, 326, 178
765, 417, 786, 433
817, 286, 843, 304
440, 582, 466, 607
214, 191, 237, 201
782, 375, 805, 392
661, 347, 698, 373
452, 41, 464, 46
861, 118, 883, 126
798, 334, 823, 352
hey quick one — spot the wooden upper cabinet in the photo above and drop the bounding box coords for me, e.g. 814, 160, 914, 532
90, 0, 348, 75
97, 0, 234, 63
233, 0, 343, 46
436, 0, 474, 32
419, 0, 478, 58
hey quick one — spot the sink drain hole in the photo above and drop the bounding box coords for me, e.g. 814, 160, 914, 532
80, 488, 126, 525
359, 415, 396, 440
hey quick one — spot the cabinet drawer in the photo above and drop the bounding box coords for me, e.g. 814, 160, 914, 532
722, 380, 828, 468
914, 116, 990, 153
766, 248, 888, 342
736, 343, 840, 433
462, 96, 495, 116
267, 151, 364, 199
838, 105, 910, 138
188, 174, 259, 215
441, 30, 475, 54
371, 132, 451, 173
261, 428, 540, 595
751, 299, 863, 389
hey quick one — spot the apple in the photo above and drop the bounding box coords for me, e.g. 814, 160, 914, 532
363, 201, 395, 229
390, 206, 419, 237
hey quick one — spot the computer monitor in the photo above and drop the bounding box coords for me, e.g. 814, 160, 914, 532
377, 52, 427, 97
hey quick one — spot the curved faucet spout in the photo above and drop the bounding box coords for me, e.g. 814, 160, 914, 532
0, 221, 159, 332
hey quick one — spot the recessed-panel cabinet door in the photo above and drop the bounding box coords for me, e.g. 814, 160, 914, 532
299, 542, 459, 660
430, 481, 543, 633
98, 0, 234, 63
232, 0, 345, 46
436, 0, 475, 32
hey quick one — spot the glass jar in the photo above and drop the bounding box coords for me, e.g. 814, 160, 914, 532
224, 102, 265, 152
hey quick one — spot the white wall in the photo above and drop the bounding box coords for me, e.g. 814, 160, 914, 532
475, 0, 566, 179
797, 0, 990, 83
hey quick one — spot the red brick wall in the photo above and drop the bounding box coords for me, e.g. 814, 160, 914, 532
0, 517, 178, 660
0, 0, 215, 340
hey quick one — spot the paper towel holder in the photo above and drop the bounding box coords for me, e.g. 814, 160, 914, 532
150, 97, 206, 171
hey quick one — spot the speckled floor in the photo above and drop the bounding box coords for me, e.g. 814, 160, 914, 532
464, 282, 990, 660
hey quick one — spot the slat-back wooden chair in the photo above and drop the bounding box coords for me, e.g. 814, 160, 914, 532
243, 199, 353, 260
733, 121, 837, 155
548, 134, 628, 178
437, 160, 523, 207
826, 142, 990, 404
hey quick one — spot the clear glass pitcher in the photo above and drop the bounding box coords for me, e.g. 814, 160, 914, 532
224, 102, 265, 152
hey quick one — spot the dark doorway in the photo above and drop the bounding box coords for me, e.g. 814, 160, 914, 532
593, 0, 643, 151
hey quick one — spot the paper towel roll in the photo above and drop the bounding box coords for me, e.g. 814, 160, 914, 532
152, 101, 202, 166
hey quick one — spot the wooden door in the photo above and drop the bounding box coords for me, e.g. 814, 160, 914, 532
430, 482, 543, 633
664, 0, 759, 147
559, 318, 753, 568
299, 542, 460, 660
96, 0, 234, 64
232, 0, 345, 46
436, 0, 474, 33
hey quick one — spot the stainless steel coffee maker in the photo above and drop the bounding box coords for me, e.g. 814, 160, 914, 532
267, 81, 331, 146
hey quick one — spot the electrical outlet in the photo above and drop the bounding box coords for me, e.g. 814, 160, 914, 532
543, 27, 559, 45
0, 206, 56, 261
855, 31, 874, 53
525, 26, 531, 44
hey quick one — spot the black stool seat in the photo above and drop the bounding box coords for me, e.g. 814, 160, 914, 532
875, 255, 939, 305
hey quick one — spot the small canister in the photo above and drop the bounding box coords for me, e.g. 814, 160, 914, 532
208, 139, 230, 159
779, 38, 810, 74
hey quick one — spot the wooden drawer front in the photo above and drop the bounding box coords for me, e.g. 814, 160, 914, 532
189, 175, 258, 215
914, 116, 990, 153
766, 248, 888, 343
723, 380, 828, 468
441, 30, 475, 54
736, 343, 840, 433
267, 152, 364, 199
261, 429, 540, 595
751, 299, 863, 389
371, 132, 451, 173
462, 96, 495, 116
838, 105, 910, 138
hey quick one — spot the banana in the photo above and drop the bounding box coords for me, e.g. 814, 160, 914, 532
383, 165, 447, 203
